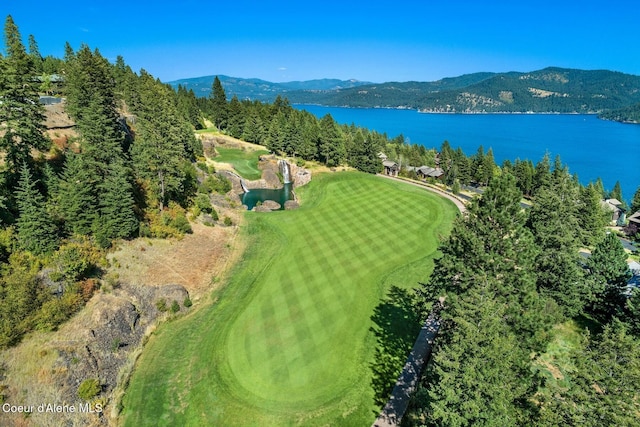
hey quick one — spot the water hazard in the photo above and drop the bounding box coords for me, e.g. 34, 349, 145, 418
241, 183, 293, 210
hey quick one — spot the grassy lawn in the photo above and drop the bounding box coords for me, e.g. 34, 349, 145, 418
214, 147, 269, 180
120, 171, 458, 426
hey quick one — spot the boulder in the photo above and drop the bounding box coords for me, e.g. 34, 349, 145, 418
284, 200, 300, 210
261, 200, 281, 210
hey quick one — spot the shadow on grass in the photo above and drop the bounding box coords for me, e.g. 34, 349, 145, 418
370, 285, 422, 407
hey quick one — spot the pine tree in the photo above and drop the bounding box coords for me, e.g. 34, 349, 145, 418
58, 153, 98, 236
241, 109, 264, 144
533, 152, 551, 196
131, 72, 187, 210
318, 114, 346, 167
527, 178, 590, 316
27, 34, 42, 73
265, 111, 287, 154
425, 291, 537, 426
210, 76, 228, 130
14, 163, 58, 255
93, 160, 138, 247
587, 232, 632, 319
539, 321, 640, 426
351, 130, 381, 174
424, 172, 550, 348
0, 16, 50, 181
226, 95, 244, 138
417, 174, 549, 425
578, 183, 608, 246
630, 185, 640, 213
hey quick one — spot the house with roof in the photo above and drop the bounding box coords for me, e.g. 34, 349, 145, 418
625, 260, 640, 296
601, 198, 625, 223
382, 160, 399, 177
416, 166, 444, 180
628, 211, 640, 228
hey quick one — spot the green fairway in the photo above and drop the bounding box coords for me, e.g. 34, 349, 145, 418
121, 172, 457, 426
214, 147, 269, 180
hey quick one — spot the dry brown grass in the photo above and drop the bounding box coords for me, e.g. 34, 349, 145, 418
107, 221, 243, 300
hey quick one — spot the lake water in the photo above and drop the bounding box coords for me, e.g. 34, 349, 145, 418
296, 105, 640, 202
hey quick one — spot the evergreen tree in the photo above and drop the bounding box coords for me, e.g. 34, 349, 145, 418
578, 183, 608, 246
539, 321, 640, 426
14, 163, 58, 255
423, 172, 550, 348
609, 180, 628, 215
210, 76, 228, 130
350, 130, 381, 174
241, 109, 264, 144
64, 45, 127, 166
630, 185, 640, 214
594, 177, 606, 198
265, 110, 287, 154
131, 71, 188, 210
533, 152, 551, 196
527, 179, 590, 316
318, 114, 346, 167
425, 292, 537, 426
417, 173, 551, 425
58, 153, 97, 236
226, 95, 244, 138
0, 16, 50, 181
513, 158, 535, 197
587, 232, 632, 319
93, 160, 138, 247
27, 34, 43, 73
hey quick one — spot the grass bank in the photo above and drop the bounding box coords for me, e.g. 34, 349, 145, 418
213, 147, 269, 180
120, 171, 458, 426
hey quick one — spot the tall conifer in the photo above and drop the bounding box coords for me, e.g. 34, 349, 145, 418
0, 16, 49, 181
15, 163, 58, 254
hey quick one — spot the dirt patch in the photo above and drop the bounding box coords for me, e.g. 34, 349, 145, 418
108, 222, 240, 300
539, 359, 564, 381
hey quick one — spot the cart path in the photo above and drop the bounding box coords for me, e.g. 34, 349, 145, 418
372, 312, 441, 427
377, 174, 467, 213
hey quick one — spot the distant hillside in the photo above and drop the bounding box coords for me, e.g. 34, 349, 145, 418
599, 102, 640, 123
170, 68, 640, 120
168, 75, 373, 102
284, 67, 640, 114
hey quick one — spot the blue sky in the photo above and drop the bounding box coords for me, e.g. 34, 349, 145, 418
2, 1, 639, 83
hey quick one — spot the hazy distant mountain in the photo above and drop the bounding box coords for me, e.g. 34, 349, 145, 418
168, 75, 373, 102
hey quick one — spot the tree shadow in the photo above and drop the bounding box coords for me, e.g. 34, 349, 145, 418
370, 285, 422, 407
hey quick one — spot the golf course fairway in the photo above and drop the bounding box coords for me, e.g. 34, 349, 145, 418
121, 172, 458, 426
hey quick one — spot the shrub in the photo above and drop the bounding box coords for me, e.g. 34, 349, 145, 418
156, 299, 167, 312
223, 216, 233, 226
183, 297, 193, 308
78, 379, 101, 400
170, 300, 180, 313
195, 194, 213, 214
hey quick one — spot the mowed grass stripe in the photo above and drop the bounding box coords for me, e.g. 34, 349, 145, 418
121, 172, 458, 426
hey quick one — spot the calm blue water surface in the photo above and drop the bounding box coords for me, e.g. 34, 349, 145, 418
296, 105, 640, 201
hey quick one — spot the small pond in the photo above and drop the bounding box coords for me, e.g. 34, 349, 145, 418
241, 183, 294, 211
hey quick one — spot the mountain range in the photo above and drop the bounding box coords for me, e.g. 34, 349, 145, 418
168, 67, 640, 118
168, 75, 373, 102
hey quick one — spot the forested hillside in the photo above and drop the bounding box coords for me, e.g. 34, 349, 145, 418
283, 67, 640, 114
169, 75, 372, 102
599, 102, 640, 123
